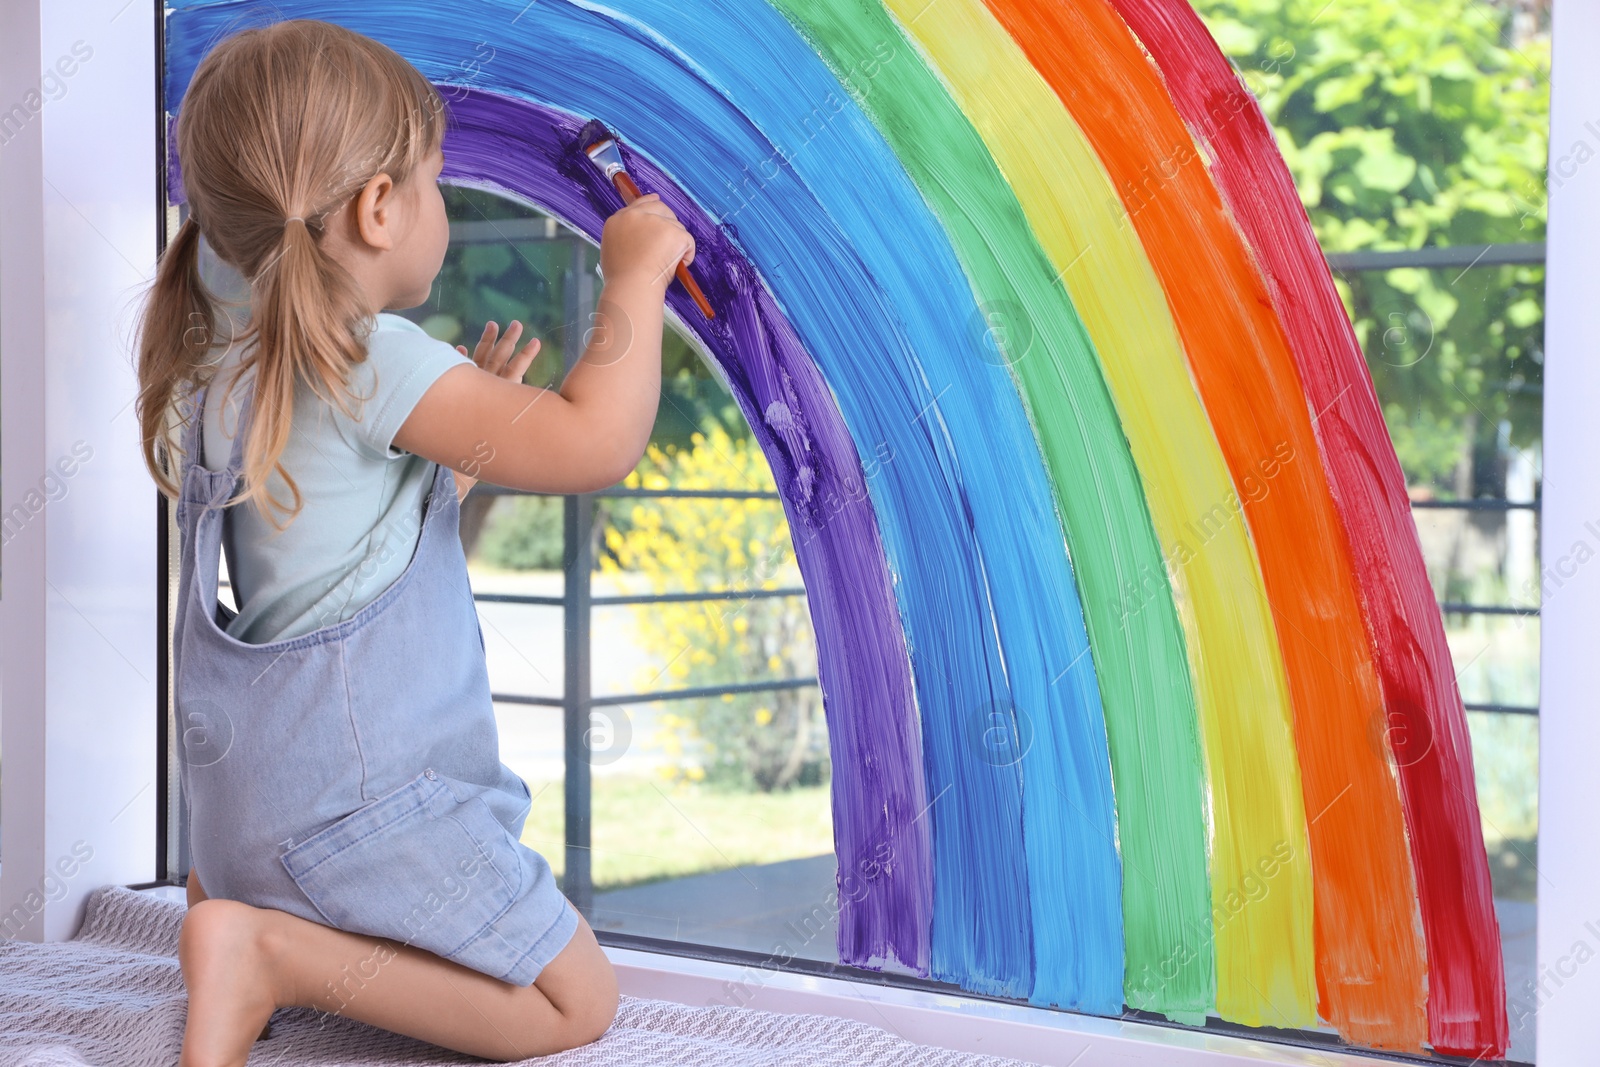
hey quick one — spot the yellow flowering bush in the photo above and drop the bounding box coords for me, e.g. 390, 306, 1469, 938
601, 425, 828, 792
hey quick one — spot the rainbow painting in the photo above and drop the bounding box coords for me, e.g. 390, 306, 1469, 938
163, 0, 1510, 1058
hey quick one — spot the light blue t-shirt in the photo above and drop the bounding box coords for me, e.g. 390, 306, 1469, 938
199, 313, 472, 644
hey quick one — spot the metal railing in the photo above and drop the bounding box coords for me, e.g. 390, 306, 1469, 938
1317, 240, 1543, 716
474, 490, 1540, 910
1323, 241, 1546, 271
448, 221, 1543, 910
188, 228, 1543, 901
471, 483, 811, 914
1416, 496, 1542, 716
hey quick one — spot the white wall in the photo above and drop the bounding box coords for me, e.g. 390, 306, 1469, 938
0, 0, 159, 939
1538, 0, 1600, 1061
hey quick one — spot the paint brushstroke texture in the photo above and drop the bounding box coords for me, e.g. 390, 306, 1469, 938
771, 0, 1214, 1022
985, 0, 1430, 1047
163, 0, 1508, 1056
1104, 0, 1507, 1054
881, 0, 1322, 1027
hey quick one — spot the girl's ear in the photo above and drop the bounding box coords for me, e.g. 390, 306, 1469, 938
353, 171, 398, 251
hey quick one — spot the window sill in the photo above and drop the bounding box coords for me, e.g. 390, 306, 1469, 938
599, 944, 1390, 1066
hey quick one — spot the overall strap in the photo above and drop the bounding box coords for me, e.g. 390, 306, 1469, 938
221, 373, 258, 478
179, 370, 257, 494
182, 381, 211, 469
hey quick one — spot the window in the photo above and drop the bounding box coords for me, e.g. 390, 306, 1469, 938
157, 1, 1550, 1062
426, 1, 1549, 1058
1202, 0, 1547, 1057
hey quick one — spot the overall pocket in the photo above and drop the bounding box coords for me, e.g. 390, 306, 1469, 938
281, 770, 525, 961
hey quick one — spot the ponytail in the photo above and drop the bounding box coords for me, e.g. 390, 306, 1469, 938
135, 212, 217, 499
229, 209, 372, 530
133, 18, 445, 530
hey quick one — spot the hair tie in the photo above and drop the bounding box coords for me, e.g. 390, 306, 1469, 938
284, 216, 306, 226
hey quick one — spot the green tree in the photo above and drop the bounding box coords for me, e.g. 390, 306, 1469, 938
600, 427, 828, 793
1195, 0, 1549, 494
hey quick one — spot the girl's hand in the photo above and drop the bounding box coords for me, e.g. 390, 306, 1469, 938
452, 321, 541, 500
458, 319, 541, 382
598, 193, 695, 297
397, 214, 675, 496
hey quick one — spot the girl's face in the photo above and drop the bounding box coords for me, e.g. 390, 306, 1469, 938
387, 144, 450, 310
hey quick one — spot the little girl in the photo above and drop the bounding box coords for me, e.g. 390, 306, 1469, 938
136, 19, 693, 1067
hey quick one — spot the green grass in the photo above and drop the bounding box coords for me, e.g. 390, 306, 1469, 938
518, 774, 833, 892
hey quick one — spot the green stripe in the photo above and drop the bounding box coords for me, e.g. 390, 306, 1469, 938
771, 0, 1215, 1017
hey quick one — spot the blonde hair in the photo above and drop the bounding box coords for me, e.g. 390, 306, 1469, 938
137, 18, 445, 527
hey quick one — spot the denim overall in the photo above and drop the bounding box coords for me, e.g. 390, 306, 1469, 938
172, 378, 578, 985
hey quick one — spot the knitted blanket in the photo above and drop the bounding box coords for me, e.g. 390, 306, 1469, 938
0, 887, 1036, 1067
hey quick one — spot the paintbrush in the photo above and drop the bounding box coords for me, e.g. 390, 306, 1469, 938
578, 120, 714, 320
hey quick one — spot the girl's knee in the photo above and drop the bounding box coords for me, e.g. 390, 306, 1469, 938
534, 925, 618, 1049
180, 898, 257, 964
542, 986, 616, 1055
568, 967, 619, 1046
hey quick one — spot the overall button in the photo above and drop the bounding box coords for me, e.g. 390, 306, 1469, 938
424, 768, 438, 781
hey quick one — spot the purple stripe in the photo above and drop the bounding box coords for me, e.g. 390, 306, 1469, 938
440, 91, 932, 971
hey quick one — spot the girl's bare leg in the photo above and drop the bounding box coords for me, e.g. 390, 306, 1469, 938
178, 896, 617, 1067
187, 869, 279, 1044
186, 867, 207, 908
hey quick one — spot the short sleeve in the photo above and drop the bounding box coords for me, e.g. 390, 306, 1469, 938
339, 313, 474, 461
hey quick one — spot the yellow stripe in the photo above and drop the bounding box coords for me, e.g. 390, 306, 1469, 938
881, 0, 1316, 1024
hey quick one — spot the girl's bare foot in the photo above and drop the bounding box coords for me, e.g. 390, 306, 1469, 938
178, 898, 284, 1067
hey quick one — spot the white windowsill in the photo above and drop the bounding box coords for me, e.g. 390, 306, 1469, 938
603, 945, 1394, 1067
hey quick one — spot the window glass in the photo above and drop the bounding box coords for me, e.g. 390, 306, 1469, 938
167, 0, 1549, 1058
422, 3, 1550, 1039
1196, 0, 1547, 1059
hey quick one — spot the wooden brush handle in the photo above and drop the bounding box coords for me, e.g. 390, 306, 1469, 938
610, 172, 715, 320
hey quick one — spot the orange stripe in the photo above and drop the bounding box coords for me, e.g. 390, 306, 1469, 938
985, 0, 1427, 1046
